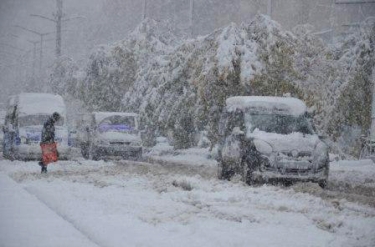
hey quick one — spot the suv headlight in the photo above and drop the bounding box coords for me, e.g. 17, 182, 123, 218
253, 139, 273, 156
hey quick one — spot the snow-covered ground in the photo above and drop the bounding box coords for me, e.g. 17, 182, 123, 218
0, 148, 374, 247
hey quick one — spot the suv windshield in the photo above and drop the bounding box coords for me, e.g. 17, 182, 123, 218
18, 114, 64, 127
97, 116, 136, 133
245, 113, 314, 135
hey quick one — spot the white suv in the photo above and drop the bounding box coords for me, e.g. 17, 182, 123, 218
217, 96, 329, 188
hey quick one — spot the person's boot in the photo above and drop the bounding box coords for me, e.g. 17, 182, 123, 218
41, 166, 47, 173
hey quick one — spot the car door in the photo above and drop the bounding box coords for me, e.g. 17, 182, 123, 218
220, 110, 246, 175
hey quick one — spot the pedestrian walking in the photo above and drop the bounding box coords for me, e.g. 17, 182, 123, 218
39, 112, 60, 173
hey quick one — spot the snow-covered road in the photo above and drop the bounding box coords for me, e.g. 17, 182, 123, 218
0, 156, 375, 247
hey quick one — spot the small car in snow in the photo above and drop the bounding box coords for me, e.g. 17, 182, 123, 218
2, 93, 71, 160
216, 96, 329, 188
79, 112, 142, 160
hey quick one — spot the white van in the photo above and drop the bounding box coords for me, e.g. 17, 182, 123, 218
78, 112, 142, 160
217, 96, 329, 188
2, 93, 70, 160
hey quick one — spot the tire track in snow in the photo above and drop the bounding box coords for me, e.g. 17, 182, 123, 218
23, 186, 108, 247
118, 159, 375, 209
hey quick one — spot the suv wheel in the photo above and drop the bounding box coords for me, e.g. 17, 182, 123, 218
135, 150, 142, 161
241, 162, 250, 184
91, 147, 100, 161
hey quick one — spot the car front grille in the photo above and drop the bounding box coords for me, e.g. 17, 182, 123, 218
109, 142, 131, 145
284, 168, 311, 175
278, 151, 313, 162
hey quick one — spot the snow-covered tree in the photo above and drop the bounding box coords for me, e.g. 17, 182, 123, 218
50, 15, 375, 156
49, 56, 80, 97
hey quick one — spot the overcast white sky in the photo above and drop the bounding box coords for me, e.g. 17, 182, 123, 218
0, 0, 374, 106
0, 0, 115, 103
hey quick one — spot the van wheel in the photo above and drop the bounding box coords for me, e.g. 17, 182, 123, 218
81, 144, 89, 159
318, 180, 327, 189
91, 147, 101, 161
242, 162, 260, 185
220, 160, 235, 180
91, 152, 100, 161
5, 151, 15, 161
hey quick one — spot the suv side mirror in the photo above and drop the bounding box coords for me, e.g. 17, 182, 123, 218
318, 135, 327, 141
232, 127, 244, 136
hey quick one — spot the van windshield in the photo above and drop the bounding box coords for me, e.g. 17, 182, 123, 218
245, 113, 314, 135
18, 114, 64, 127
97, 116, 136, 133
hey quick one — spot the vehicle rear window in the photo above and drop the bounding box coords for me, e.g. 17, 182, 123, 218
97, 116, 136, 132
18, 115, 64, 127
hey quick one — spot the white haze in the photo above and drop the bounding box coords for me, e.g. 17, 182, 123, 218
1, 0, 374, 104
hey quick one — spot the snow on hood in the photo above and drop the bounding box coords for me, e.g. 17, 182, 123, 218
97, 131, 140, 143
248, 129, 320, 153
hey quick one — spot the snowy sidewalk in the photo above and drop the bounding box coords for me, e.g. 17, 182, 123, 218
0, 174, 99, 247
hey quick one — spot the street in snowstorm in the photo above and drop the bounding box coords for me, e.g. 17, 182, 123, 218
1, 0, 375, 247
1, 148, 375, 247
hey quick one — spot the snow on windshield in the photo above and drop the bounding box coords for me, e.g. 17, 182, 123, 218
18, 115, 64, 127
245, 113, 314, 135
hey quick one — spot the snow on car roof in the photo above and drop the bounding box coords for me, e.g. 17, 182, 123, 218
226, 96, 307, 116
93, 111, 138, 123
17, 93, 66, 117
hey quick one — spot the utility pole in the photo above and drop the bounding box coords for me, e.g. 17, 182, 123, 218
267, 0, 272, 18
30, 0, 63, 58
31, 0, 84, 57
56, 0, 63, 57
14, 25, 53, 77
27, 40, 38, 78
190, 0, 194, 37
142, 0, 147, 20
0, 42, 25, 74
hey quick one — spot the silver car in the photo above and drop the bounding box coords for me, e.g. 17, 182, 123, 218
79, 112, 142, 161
